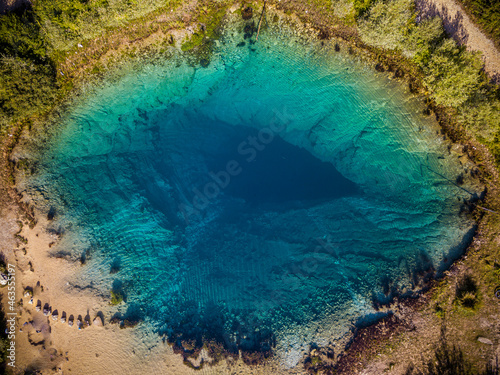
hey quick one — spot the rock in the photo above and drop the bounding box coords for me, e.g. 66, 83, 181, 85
43, 304, 51, 316
478, 337, 493, 345
318, 29, 329, 40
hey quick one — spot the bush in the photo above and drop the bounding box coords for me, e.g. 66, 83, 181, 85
33, 0, 169, 51
0, 7, 58, 128
358, 0, 485, 109
110, 289, 124, 305
358, 0, 414, 49
0, 8, 49, 63
458, 0, 500, 47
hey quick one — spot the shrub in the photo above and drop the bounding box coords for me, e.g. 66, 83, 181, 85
110, 289, 124, 305
0, 9, 49, 63
358, 0, 485, 110
33, 0, 171, 51
458, 0, 500, 47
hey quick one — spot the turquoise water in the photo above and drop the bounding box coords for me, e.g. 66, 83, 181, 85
22, 18, 480, 365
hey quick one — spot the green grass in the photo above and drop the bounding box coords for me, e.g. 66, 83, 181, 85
33, 0, 171, 52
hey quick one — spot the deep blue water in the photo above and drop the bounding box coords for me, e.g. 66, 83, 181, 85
21, 21, 480, 364
207, 128, 358, 205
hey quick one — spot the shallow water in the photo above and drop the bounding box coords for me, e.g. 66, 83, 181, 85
21, 17, 479, 367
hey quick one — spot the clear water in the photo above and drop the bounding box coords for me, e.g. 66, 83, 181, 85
22, 18, 479, 366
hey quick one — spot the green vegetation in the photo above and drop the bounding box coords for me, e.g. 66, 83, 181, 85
181, 4, 228, 52
423, 39, 483, 108
0, 0, 182, 132
353, 0, 375, 18
311, 356, 322, 366
110, 289, 124, 305
0, 0, 499, 372
454, 274, 480, 309
458, 0, 500, 47
0, 297, 9, 374
358, 0, 413, 46
358, 0, 500, 162
0, 7, 58, 130
32, 0, 169, 52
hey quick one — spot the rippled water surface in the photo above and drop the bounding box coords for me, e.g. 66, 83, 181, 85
22, 20, 479, 366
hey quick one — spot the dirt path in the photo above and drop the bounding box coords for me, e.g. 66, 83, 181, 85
417, 0, 500, 83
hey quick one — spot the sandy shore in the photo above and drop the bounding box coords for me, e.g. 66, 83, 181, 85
417, 0, 500, 83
